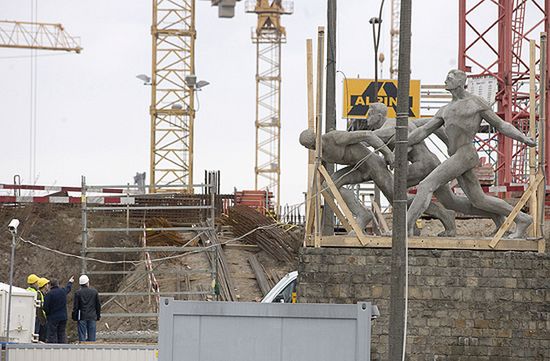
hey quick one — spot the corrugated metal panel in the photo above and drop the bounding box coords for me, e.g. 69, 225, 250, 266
7, 344, 158, 361
158, 299, 377, 361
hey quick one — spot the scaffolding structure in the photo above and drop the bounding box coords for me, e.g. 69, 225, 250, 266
150, 0, 196, 193
246, 0, 293, 215
80, 174, 219, 337
459, 0, 550, 186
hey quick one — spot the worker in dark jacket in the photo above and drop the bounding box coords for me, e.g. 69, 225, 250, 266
72, 275, 101, 342
43, 276, 73, 343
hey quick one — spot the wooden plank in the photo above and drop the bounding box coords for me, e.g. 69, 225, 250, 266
222, 243, 261, 251
318, 165, 368, 246
320, 189, 352, 232
538, 238, 546, 253
313, 27, 325, 249
321, 235, 539, 252
304, 38, 315, 247
370, 195, 390, 234
248, 254, 271, 296
489, 172, 544, 248
538, 33, 547, 240
304, 164, 316, 245
529, 40, 538, 237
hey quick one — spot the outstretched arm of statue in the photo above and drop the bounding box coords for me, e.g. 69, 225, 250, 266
408, 117, 444, 145
362, 132, 394, 168
481, 109, 536, 147
337, 131, 394, 168
413, 117, 449, 145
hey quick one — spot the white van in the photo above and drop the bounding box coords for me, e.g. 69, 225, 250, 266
261, 271, 298, 303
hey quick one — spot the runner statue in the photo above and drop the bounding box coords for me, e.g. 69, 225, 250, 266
406, 69, 536, 238
362, 102, 507, 233
299, 129, 455, 235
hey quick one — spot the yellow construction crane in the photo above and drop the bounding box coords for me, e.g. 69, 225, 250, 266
150, 0, 196, 193
0, 20, 81, 53
246, 0, 293, 214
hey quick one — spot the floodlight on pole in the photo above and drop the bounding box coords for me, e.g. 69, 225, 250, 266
136, 74, 151, 85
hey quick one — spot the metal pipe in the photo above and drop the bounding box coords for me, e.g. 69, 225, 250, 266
81, 175, 87, 275
6, 231, 17, 360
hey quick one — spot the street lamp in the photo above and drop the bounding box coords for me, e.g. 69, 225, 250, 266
6, 219, 19, 357
369, 0, 385, 100
136, 74, 151, 85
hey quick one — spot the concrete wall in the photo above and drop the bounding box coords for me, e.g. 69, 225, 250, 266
298, 248, 550, 361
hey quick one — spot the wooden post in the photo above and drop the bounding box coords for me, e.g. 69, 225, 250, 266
538, 32, 547, 252
314, 27, 325, 248
529, 40, 538, 237
303, 38, 315, 246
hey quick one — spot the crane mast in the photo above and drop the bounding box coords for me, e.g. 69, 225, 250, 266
246, 0, 292, 214
150, 0, 196, 193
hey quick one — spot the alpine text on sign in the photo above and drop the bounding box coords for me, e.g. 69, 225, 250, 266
342, 79, 421, 119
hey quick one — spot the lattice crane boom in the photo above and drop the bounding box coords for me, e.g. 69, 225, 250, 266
0, 20, 81, 53
246, 0, 293, 214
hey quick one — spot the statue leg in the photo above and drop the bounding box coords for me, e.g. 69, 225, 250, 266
369, 158, 457, 237
434, 183, 506, 232
421, 201, 456, 237
329, 166, 375, 233
407, 152, 477, 234
457, 170, 532, 238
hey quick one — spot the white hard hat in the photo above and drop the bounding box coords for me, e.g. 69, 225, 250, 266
79, 275, 90, 285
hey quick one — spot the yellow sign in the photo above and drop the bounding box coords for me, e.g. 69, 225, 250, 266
342, 79, 421, 119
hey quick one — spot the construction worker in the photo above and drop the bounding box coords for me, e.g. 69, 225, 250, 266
72, 275, 101, 342
43, 276, 74, 343
37, 278, 50, 342
26, 274, 41, 335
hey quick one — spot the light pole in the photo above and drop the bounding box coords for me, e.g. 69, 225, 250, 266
369, 1, 385, 206
6, 219, 19, 360
369, 0, 385, 100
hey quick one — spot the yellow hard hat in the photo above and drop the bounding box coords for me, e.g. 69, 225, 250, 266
37, 278, 50, 288
27, 274, 40, 284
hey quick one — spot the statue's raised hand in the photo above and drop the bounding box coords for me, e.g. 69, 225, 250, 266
524, 137, 537, 147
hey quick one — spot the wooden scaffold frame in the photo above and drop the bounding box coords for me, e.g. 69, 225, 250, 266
303, 35, 546, 254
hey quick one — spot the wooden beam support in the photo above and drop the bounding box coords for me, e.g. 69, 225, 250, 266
320, 189, 352, 232
529, 40, 538, 237
489, 172, 544, 249
370, 195, 390, 234
317, 164, 368, 245
321, 235, 539, 252
304, 38, 315, 247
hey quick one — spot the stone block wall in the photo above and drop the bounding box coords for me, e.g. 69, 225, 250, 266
298, 248, 550, 360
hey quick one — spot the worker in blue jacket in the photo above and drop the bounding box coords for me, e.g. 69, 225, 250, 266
43, 276, 74, 343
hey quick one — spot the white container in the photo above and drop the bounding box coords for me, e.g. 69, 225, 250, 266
0, 282, 37, 343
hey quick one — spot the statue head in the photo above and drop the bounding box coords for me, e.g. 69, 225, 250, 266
366, 103, 388, 130
299, 129, 316, 150
445, 69, 467, 91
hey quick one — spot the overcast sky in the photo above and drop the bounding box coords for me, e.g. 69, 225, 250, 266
1, 1, 540, 207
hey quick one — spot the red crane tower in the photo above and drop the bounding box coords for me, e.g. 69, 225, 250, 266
458, 0, 550, 186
